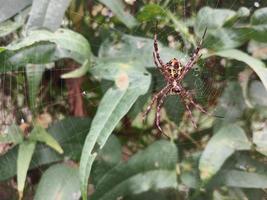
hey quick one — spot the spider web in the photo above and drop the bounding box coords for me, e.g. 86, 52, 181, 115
0, 0, 264, 198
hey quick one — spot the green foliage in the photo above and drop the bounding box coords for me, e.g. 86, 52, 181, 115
0, 1, 267, 199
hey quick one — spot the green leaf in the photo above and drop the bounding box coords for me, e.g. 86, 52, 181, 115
0, 28, 91, 73
195, 7, 248, 50
92, 135, 122, 185
26, 64, 46, 110
98, 34, 186, 68
213, 82, 246, 130
221, 170, 267, 188
34, 164, 80, 200
80, 64, 151, 199
249, 80, 267, 107
250, 7, 267, 42
199, 124, 251, 181
0, 117, 90, 181
205, 49, 267, 90
91, 140, 178, 200
17, 141, 36, 198
99, 0, 137, 29
28, 125, 63, 154
26, 0, 71, 31
137, 4, 166, 22
0, 124, 23, 145
0, 20, 23, 37
0, 0, 31, 23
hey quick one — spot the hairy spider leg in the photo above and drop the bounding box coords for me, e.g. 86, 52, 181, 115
181, 27, 207, 79
153, 33, 165, 67
142, 85, 171, 122
155, 87, 171, 132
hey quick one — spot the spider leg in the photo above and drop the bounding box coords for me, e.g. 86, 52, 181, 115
180, 28, 207, 79
155, 87, 171, 132
142, 85, 170, 122
184, 100, 197, 128
154, 33, 165, 67
184, 90, 210, 115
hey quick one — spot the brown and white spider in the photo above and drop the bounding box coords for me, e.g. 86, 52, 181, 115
143, 28, 209, 132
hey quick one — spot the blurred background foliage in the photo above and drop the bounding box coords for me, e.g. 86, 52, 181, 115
0, 0, 267, 199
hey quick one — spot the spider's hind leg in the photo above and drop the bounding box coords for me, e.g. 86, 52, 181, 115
142, 85, 170, 122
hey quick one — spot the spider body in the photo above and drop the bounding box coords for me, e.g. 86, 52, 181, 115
143, 28, 209, 133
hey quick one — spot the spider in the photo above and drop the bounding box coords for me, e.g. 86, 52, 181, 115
143, 28, 210, 132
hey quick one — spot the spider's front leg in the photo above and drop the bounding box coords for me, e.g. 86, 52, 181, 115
180, 28, 207, 79
153, 33, 165, 67
142, 85, 170, 122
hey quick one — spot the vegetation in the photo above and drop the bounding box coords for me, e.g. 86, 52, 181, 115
0, 0, 267, 199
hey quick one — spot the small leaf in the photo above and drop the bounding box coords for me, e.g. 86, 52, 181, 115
34, 164, 80, 200
199, 124, 251, 181
137, 4, 165, 22
17, 141, 36, 198
205, 49, 267, 90
26, 0, 71, 31
28, 125, 63, 154
99, 0, 137, 29
91, 140, 178, 200
0, 124, 23, 145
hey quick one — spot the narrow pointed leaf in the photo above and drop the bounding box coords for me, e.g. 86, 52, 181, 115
28, 125, 63, 154
80, 64, 151, 199
17, 141, 36, 197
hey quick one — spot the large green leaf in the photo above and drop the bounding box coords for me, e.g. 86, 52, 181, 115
0, 28, 91, 75
80, 61, 151, 199
99, 0, 137, 29
91, 140, 178, 200
26, 0, 71, 31
250, 7, 267, 42
34, 164, 80, 200
0, 0, 31, 23
195, 7, 249, 50
199, 124, 251, 181
205, 49, 267, 90
17, 141, 36, 198
0, 117, 90, 181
